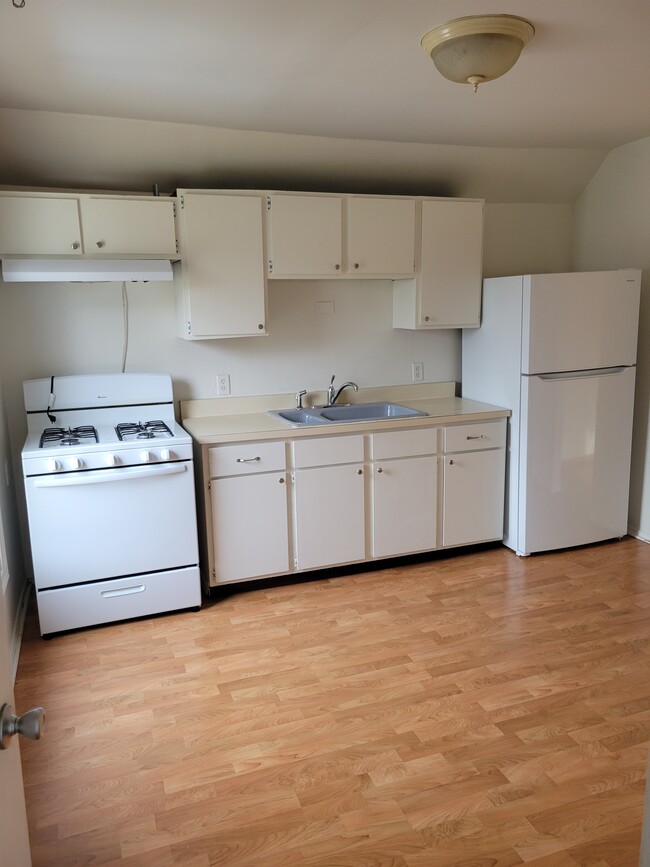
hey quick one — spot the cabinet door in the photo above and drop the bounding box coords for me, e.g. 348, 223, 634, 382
210, 473, 289, 583
348, 197, 415, 276
80, 197, 177, 256
372, 456, 437, 558
419, 199, 483, 328
442, 449, 505, 548
179, 193, 267, 338
0, 196, 82, 255
293, 464, 365, 570
268, 194, 342, 277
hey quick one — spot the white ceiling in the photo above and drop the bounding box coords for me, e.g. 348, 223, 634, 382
0, 0, 648, 203
1, 0, 649, 151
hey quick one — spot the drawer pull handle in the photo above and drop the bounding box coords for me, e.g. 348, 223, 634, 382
236, 457, 261, 463
466, 435, 487, 440
101, 585, 145, 598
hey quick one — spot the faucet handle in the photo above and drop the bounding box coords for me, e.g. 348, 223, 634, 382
295, 389, 307, 409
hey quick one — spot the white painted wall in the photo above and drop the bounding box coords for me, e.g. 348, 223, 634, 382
483, 204, 573, 278
573, 136, 650, 541
0, 108, 606, 205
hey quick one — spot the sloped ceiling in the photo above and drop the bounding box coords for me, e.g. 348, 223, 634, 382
1, 0, 648, 201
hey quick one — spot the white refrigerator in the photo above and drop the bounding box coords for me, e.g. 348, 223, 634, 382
462, 270, 641, 556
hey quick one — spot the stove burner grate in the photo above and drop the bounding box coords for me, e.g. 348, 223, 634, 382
116, 420, 173, 441
40, 426, 99, 448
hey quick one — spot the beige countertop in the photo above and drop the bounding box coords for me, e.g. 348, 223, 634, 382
180, 382, 510, 446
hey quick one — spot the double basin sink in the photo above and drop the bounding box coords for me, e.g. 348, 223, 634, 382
268, 401, 428, 427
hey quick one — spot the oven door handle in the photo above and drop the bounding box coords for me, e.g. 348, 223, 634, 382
33, 463, 188, 487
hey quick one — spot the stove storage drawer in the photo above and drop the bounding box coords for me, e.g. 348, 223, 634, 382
36, 566, 201, 636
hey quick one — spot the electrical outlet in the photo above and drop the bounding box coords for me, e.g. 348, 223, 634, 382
412, 362, 424, 382
216, 374, 231, 396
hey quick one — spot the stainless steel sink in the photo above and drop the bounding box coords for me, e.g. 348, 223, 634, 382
267, 408, 330, 427
268, 402, 428, 427
319, 402, 427, 422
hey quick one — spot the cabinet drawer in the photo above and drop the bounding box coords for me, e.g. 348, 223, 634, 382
444, 419, 506, 453
292, 434, 364, 468
209, 441, 286, 477
372, 427, 438, 460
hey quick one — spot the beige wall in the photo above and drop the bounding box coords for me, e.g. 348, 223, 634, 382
573, 136, 650, 541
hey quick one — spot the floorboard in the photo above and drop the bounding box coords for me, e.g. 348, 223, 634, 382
14, 538, 650, 865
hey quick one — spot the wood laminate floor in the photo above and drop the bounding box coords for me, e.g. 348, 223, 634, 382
14, 538, 650, 866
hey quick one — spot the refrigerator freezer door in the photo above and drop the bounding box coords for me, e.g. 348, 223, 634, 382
521, 270, 640, 374
518, 365, 636, 555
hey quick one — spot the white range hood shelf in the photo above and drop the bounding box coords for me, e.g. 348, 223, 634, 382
1, 258, 173, 283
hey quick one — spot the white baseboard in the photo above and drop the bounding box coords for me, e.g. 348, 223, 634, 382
628, 525, 650, 544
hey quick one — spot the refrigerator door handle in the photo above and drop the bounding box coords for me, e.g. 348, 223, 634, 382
537, 366, 629, 382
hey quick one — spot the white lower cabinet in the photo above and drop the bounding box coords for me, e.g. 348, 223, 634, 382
199, 418, 507, 589
371, 428, 438, 558
293, 464, 366, 569
292, 434, 365, 570
207, 441, 289, 583
372, 456, 437, 558
442, 420, 507, 548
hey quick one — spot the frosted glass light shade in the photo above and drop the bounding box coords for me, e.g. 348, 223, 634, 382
421, 15, 535, 89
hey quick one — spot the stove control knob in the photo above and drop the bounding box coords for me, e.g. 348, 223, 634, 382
46, 458, 61, 473
68, 457, 83, 470
160, 448, 171, 461
105, 454, 119, 467
140, 450, 152, 463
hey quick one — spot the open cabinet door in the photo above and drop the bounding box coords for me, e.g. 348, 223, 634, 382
0, 526, 32, 867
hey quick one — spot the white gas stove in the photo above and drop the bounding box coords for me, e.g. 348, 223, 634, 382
22, 373, 201, 636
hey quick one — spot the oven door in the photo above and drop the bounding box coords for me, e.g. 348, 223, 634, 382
24, 462, 198, 589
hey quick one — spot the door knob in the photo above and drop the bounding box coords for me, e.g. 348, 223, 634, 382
0, 703, 45, 750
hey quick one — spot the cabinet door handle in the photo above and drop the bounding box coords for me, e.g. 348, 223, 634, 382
279, 477, 285, 484
96, 240, 105, 248
236, 456, 261, 463
357, 469, 363, 475
377, 467, 383, 473
448, 459, 454, 465
71, 241, 80, 250
466, 435, 487, 440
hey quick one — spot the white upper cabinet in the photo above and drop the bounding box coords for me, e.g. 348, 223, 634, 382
0, 195, 82, 255
175, 192, 267, 340
79, 197, 177, 257
393, 198, 484, 330
266, 193, 415, 279
348, 197, 415, 276
267, 194, 342, 277
0, 192, 177, 258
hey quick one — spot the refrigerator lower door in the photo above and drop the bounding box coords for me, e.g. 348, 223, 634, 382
518, 366, 636, 555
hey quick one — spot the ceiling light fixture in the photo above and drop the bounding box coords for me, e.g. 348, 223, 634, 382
421, 14, 535, 92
